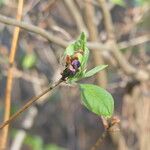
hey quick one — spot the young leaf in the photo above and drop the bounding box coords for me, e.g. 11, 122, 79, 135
80, 84, 114, 118
84, 65, 108, 78
81, 47, 89, 69
64, 32, 87, 58
63, 32, 89, 83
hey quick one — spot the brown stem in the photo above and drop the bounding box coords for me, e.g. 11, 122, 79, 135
0, 14, 149, 52
0, 1, 24, 149
0, 79, 63, 130
63, 0, 87, 34
84, 0, 107, 88
97, 0, 149, 81
0, 14, 68, 48
90, 130, 107, 150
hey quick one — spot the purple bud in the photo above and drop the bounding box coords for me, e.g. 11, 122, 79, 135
71, 60, 81, 70
68, 65, 76, 75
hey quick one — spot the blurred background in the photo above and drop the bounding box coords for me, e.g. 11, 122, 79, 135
0, 0, 150, 150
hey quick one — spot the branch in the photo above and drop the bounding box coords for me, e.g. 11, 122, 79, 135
10, 73, 50, 150
0, 1, 24, 149
0, 14, 149, 51
84, 0, 107, 88
90, 130, 107, 150
0, 14, 68, 48
119, 34, 150, 49
90, 116, 120, 150
63, 0, 87, 34
0, 79, 63, 130
97, 0, 149, 81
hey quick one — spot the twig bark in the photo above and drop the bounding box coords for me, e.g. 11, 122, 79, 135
0, 14, 68, 48
63, 0, 87, 34
90, 116, 121, 150
0, 14, 149, 51
97, 0, 149, 81
84, 0, 107, 88
0, 78, 63, 130
119, 34, 150, 49
90, 130, 107, 150
0, 1, 24, 149
10, 75, 48, 150
96, 0, 132, 150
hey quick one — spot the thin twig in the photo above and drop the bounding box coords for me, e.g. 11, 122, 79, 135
119, 34, 150, 49
63, 0, 87, 34
0, 14, 68, 48
97, 0, 149, 81
0, 14, 149, 51
90, 130, 107, 150
90, 116, 121, 150
84, 0, 107, 88
97, 0, 135, 73
0, 79, 63, 130
96, 0, 133, 149
0, 1, 24, 149
10, 67, 59, 150
0, 13, 110, 50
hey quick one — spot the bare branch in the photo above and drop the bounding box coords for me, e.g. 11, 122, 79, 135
0, 14, 68, 47
84, 0, 107, 88
0, 14, 149, 52
0, 1, 24, 149
63, 0, 87, 34
97, 0, 149, 81
0, 79, 63, 130
119, 34, 150, 49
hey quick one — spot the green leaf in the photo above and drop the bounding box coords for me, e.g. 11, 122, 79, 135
81, 47, 89, 70
64, 44, 75, 56
64, 32, 87, 57
64, 32, 89, 69
22, 53, 37, 69
64, 32, 89, 83
67, 71, 85, 83
84, 65, 108, 78
80, 84, 114, 118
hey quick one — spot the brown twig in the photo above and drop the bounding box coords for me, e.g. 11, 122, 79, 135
119, 34, 150, 49
90, 116, 120, 150
63, 0, 87, 34
97, 0, 149, 81
0, 1, 24, 149
96, 0, 133, 150
0, 14, 68, 48
97, 0, 135, 73
90, 130, 107, 150
84, 0, 107, 88
0, 14, 149, 51
0, 79, 63, 130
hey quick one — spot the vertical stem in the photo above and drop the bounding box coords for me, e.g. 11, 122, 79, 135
85, 0, 107, 88
63, 0, 87, 34
97, 0, 136, 75
97, 1, 129, 150
0, 0, 24, 149
97, 0, 114, 39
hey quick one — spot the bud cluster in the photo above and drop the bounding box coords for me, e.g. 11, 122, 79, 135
61, 51, 83, 80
